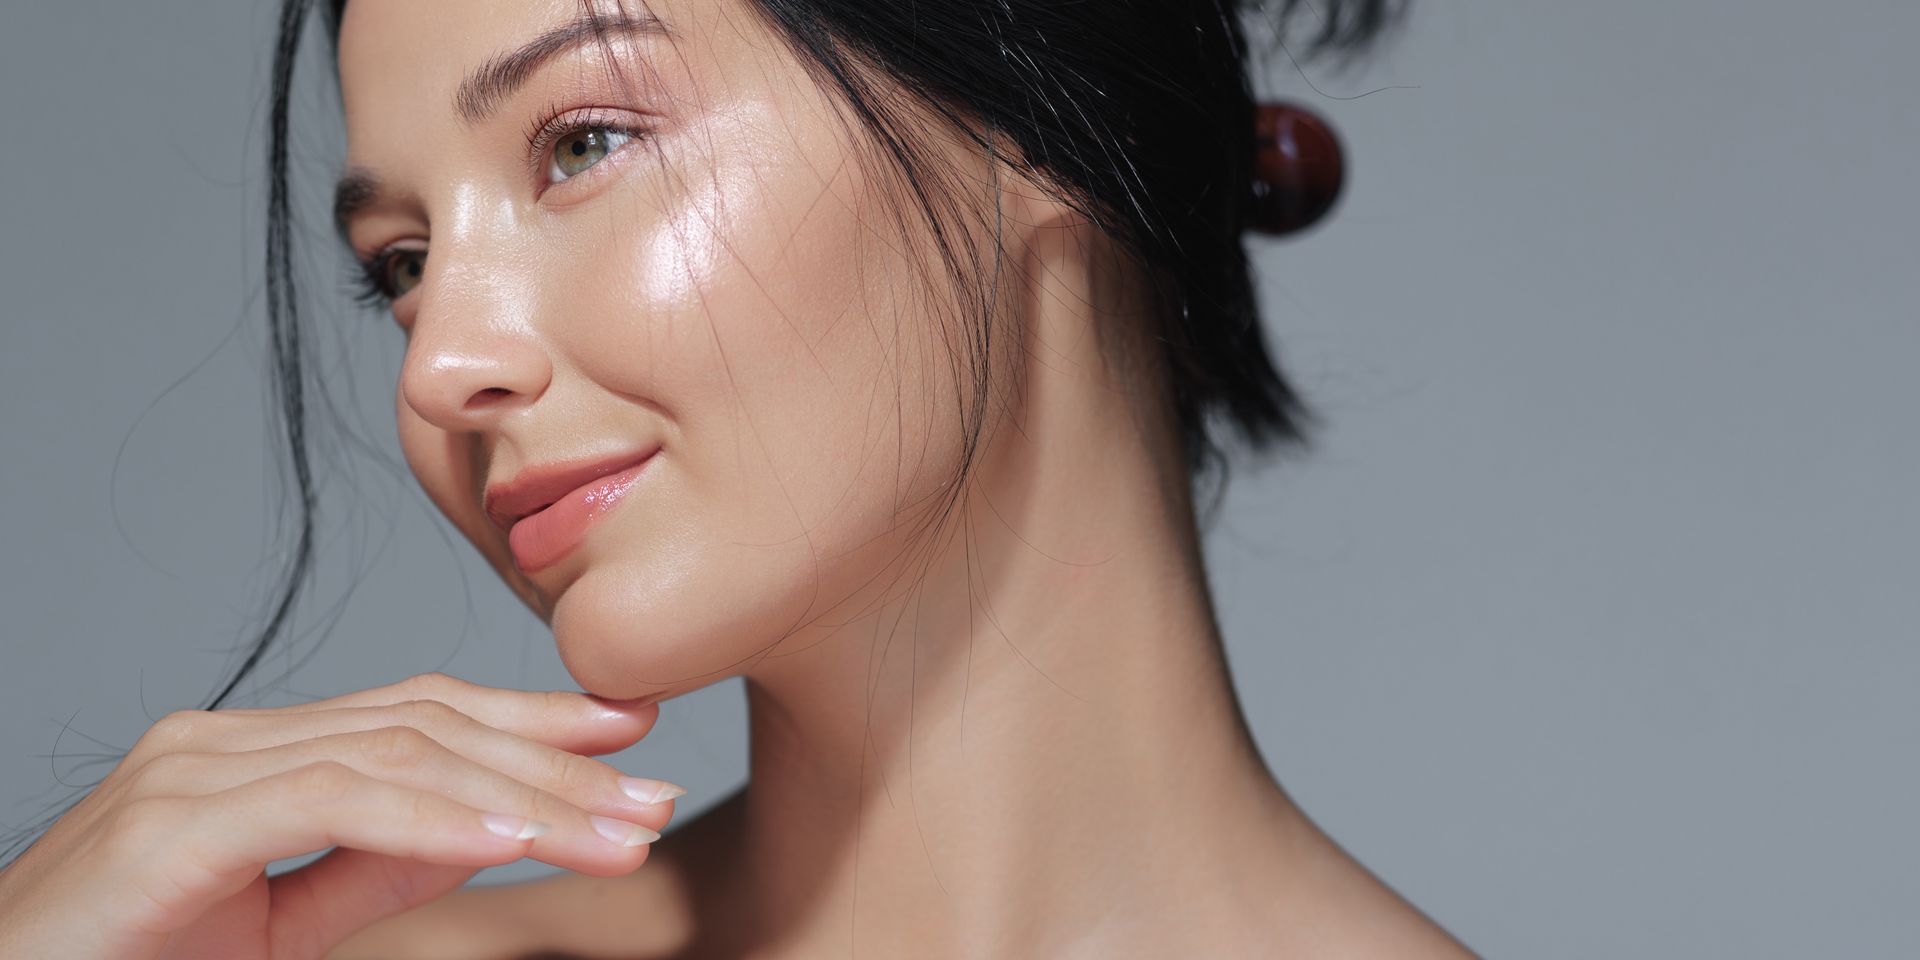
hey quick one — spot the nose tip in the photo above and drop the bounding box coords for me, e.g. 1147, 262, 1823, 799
401, 336, 552, 432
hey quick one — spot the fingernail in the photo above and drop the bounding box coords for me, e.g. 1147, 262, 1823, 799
590, 815, 662, 847
617, 777, 688, 805
482, 813, 551, 840
588, 693, 661, 712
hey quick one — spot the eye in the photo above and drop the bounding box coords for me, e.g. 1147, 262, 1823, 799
351, 247, 426, 310
384, 248, 427, 298
546, 125, 641, 184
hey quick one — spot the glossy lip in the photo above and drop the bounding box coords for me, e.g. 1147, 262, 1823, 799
485, 448, 659, 572
485, 448, 658, 532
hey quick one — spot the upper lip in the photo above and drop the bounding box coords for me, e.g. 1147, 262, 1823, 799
483, 447, 658, 533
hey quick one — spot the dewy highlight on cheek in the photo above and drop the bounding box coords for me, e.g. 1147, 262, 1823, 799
639, 114, 758, 305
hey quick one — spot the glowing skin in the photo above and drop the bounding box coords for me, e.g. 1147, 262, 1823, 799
334, 0, 1475, 956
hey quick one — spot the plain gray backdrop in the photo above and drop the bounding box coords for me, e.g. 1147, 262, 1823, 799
2, 2, 1914, 957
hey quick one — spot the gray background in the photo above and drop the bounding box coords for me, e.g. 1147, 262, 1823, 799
2, 2, 1914, 957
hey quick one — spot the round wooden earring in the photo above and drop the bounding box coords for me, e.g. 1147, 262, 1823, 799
1249, 101, 1345, 236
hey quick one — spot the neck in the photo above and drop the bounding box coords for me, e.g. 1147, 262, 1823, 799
708, 222, 1297, 955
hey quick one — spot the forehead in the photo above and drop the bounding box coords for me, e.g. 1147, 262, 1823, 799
340, 0, 581, 110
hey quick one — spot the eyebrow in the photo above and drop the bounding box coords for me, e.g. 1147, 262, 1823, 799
332, 11, 668, 243
455, 11, 667, 126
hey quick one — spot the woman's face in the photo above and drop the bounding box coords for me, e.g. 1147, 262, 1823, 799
336, 0, 1020, 697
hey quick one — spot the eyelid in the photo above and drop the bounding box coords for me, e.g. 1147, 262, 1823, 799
522, 104, 654, 197
343, 104, 654, 308
354, 237, 425, 274
351, 243, 425, 308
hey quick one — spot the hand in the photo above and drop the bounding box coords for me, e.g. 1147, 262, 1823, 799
0, 672, 680, 960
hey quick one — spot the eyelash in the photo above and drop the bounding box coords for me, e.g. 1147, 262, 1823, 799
348, 103, 653, 310
348, 250, 416, 310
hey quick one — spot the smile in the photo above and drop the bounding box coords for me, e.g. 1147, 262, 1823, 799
487, 448, 659, 573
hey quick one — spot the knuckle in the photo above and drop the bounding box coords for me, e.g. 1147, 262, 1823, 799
403, 785, 440, 828
125, 750, 201, 795
139, 710, 216, 754
542, 747, 593, 792
391, 697, 464, 729
519, 780, 563, 823
285, 760, 357, 802
405, 671, 468, 698
359, 725, 439, 766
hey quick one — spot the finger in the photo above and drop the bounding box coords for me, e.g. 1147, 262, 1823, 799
224, 673, 662, 756
125, 727, 677, 861
264, 847, 480, 960
102, 762, 559, 941
129, 701, 683, 829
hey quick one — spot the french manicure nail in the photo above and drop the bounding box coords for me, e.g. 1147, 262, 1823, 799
618, 777, 688, 805
590, 815, 662, 846
588, 693, 661, 713
482, 813, 551, 840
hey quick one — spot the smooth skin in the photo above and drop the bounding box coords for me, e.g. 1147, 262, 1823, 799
0, 0, 1476, 956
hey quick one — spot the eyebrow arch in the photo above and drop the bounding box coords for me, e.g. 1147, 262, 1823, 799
332, 11, 668, 243
454, 10, 668, 126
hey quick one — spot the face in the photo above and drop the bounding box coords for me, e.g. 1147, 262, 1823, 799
336, 0, 1031, 698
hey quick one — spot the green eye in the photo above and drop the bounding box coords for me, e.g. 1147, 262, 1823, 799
385, 249, 425, 298
548, 126, 637, 183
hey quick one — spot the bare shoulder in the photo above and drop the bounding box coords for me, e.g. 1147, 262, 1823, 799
326, 787, 745, 960
1250, 803, 1481, 959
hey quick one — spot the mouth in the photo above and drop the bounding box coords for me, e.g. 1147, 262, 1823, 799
485, 447, 660, 573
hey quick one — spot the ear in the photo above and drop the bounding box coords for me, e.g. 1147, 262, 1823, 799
990, 156, 1095, 268
987, 150, 1173, 419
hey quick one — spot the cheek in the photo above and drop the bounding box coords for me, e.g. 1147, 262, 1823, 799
543, 109, 976, 691
580, 106, 971, 545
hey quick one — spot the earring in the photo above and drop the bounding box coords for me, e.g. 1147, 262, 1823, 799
1249, 101, 1345, 236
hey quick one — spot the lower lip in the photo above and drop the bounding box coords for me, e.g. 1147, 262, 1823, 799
507, 453, 656, 573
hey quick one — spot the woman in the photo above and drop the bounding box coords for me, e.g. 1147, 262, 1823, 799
0, 0, 1472, 956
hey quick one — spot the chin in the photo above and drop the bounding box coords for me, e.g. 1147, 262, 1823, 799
544, 528, 814, 701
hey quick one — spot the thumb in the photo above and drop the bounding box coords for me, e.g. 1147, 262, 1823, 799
265, 848, 480, 958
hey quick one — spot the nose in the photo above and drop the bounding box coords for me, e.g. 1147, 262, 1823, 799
398, 269, 552, 433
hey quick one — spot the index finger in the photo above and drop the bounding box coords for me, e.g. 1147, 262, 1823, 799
221, 672, 664, 756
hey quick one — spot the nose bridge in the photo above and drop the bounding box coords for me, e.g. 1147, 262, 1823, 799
399, 197, 552, 430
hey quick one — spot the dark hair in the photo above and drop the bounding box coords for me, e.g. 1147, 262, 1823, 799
2, 0, 1403, 866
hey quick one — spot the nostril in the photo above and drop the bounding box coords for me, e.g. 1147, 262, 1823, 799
464, 386, 515, 409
